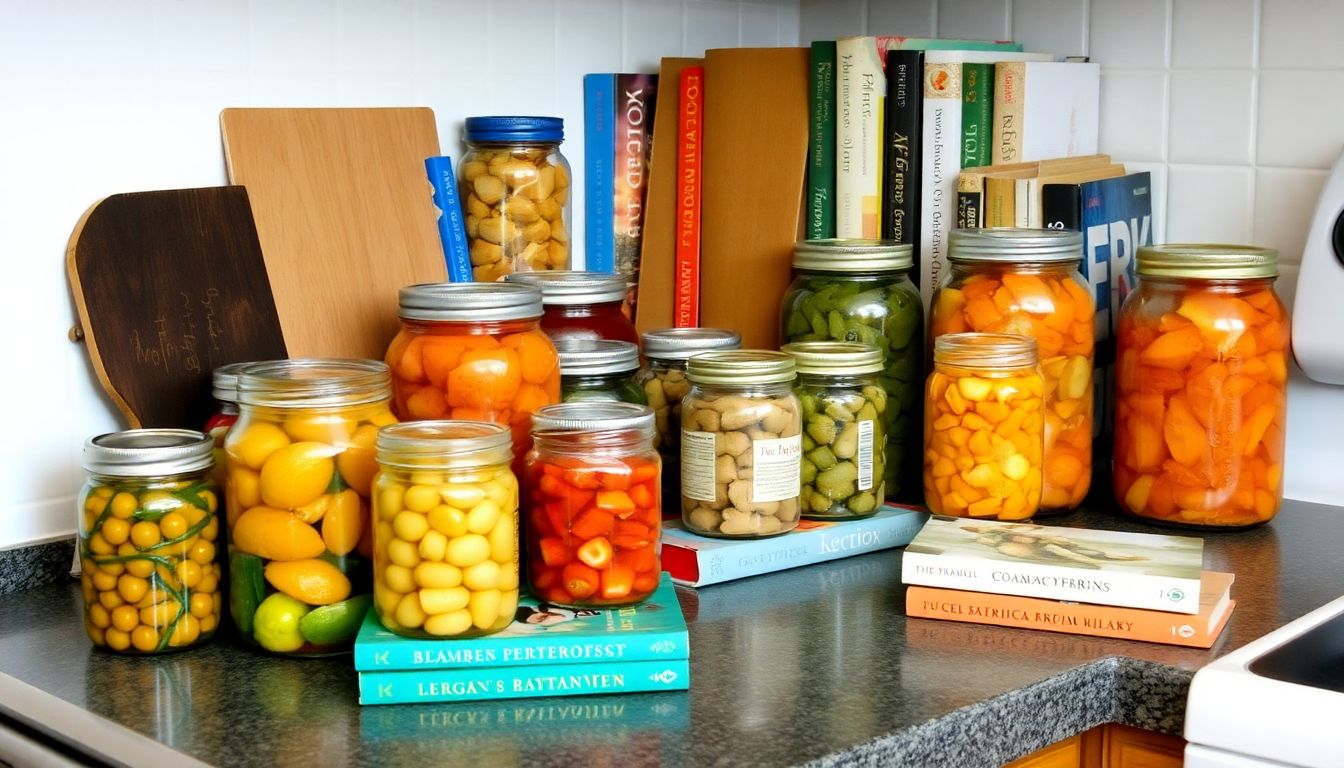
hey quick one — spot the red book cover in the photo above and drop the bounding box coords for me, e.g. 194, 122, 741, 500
674, 66, 704, 328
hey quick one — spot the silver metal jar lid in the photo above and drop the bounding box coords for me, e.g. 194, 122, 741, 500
781, 341, 884, 376
555, 339, 641, 376
399, 282, 543, 322
792, 239, 914, 273
211, 361, 257, 404
1136, 243, 1279, 280
686, 350, 797, 385
531, 401, 655, 435
375, 420, 513, 471
948, 228, 1083, 263
504, 270, 628, 305
83, 429, 215, 476
933, 332, 1039, 370
237, 359, 392, 408
641, 327, 742, 361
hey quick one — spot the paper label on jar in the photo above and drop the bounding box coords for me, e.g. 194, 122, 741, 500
681, 430, 718, 502
857, 419, 874, 491
751, 434, 802, 503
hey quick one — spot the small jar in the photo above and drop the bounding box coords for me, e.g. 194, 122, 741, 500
504, 270, 637, 345
931, 229, 1095, 515
779, 240, 923, 503
1113, 244, 1289, 529
224, 359, 396, 655
556, 339, 647, 404
924, 333, 1044, 521
203, 362, 250, 490
782, 342, 887, 519
459, 116, 572, 280
372, 421, 520, 638
79, 429, 221, 654
526, 402, 662, 607
680, 351, 803, 537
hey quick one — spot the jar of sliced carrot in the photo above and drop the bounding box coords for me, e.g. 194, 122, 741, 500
931, 229, 1094, 515
924, 333, 1045, 520
525, 402, 661, 607
1113, 244, 1289, 529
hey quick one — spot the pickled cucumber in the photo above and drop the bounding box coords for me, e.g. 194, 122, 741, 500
795, 384, 886, 519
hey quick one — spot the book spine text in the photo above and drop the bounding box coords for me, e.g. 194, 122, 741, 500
424, 156, 472, 282
993, 62, 1026, 165
835, 37, 884, 238
960, 63, 993, 169
884, 48, 922, 250
584, 74, 616, 273
358, 660, 690, 705
808, 42, 836, 240
614, 73, 656, 279
675, 66, 705, 327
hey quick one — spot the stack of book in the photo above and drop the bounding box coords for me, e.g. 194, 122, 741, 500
901, 517, 1235, 648
355, 573, 690, 705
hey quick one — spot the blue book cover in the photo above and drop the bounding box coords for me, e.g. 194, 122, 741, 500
424, 156, 473, 282
354, 572, 687, 672
358, 659, 689, 705
584, 73, 616, 273
359, 692, 690, 742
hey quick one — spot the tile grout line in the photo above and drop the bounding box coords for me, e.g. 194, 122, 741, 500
1247, 0, 1264, 242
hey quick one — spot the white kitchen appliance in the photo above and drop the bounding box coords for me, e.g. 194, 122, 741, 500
1292, 147, 1344, 384
1184, 593, 1344, 766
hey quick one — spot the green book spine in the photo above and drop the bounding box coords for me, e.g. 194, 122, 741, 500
960, 63, 993, 169
358, 659, 690, 705
808, 40, 837, 239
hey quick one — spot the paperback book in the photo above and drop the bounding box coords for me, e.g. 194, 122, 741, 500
992, 60, 1099, 165
359, 659, 690, 705
424, 156, 472, 282
807, 41, 836, 240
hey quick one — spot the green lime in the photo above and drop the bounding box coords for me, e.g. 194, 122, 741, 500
253, 593, 310, 653
298, 594, 372, 647
229, 551, 266, 635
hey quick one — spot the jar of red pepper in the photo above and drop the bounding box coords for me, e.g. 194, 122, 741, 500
525, 402, 660, 607
504, 270, 638, 345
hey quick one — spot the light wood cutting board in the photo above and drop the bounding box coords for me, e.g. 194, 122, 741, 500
220, 108, 447, 360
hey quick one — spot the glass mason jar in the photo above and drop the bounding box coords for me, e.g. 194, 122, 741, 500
1113, 244, 1289, 529
504, 270, 638, 345
204, 362, 251, 490
779, 239, 923, 503
555, 339, 647, 404
372, 421, 520, 638
385, 282, 561, 478
924, 333, 1045, 521
680, 351, 803, 537
79, 429, 221, 654
781, 342, 888, 519
930, 228, 1095, 515
459, 116, 572, 280
224, 359, 396, 655
526, 402, 662, 607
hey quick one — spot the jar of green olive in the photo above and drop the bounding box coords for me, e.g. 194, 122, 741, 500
555, 339, 647, 405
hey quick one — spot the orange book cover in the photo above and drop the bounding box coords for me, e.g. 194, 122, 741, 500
674, 66, 704, 328
905, 571, 1235, 649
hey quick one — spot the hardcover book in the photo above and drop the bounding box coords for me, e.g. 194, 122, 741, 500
584, 73, 616, 272
1019, 162, 1124, 228
901, 517, 1204, 614
835, 36, 885, 238
358, 659, 690, 705
808, 41, 836, 240
960, 62, 993, 169
993, 60, 1100, 165
584, 73, 658, 277
883, 48, 922, 249
424, 156, 472, 282
674, 65, 704, 327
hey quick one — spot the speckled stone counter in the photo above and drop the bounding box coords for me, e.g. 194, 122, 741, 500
1, 500, 1341, 767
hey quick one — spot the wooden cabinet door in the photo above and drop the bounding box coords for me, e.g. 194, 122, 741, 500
1103, 724, 1184, 768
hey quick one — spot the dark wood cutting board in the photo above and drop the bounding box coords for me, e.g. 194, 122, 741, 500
67, 186, 288, 429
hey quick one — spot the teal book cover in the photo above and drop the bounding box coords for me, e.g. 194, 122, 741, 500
358, 659, 690, 705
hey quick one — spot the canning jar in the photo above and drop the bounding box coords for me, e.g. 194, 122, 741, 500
385, 282, 561, 476
459, 116, 572, 280
372, 421, 519, 638
781, 342, 887, 519
504, 270, 637, 345
526, 402, 661, 607
204, 361, 250, 490
680, 351, 803, 537
224, 359, 395, 655
556, 339, 646, 404
79, 429, 221, 654
1113, 244, 1289, 529
924, 333, 1045, 521
931, 228, 1094, 515
779, 239, 923, 502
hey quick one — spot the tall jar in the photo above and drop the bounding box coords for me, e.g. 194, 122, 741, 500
556, 339, 647, 404
204, 361, 250, 490
385, 282, 561, 478
459, 116, 572, 280
924, 333, 1045, 521
930, 228, 1095, 515
526, 402, 662, 607
779, 239, 923, 503
224, 359, 395, 655
79, 429, 222, 654
372, 421, 519, 638
1113, 244, 1289, 529
504, 270, 638, 344
781, 342, 888, 519
680, 351, 803, 537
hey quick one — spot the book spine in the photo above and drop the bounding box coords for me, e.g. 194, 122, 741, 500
985, 175, 1015, 228
358, 660, 690, 705
584, 74, 616, 273
960, 63, 993, 169
900, 551, 1202, 613
614, 73, 656, 280
674, 66, 705, 328
884, 48, 921, 250
808, 41, 836, 240
354, 627, 690, 672
1014, 177, 1033, 227
835, 37, 884, 239
918, 60, 963, 314
1041, 183, 1083, 231
956, 172, 986, 229
992, 61, 1026, 165
424, 156, 473, 282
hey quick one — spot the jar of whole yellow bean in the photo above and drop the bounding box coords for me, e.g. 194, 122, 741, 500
79, 429, 221, 654
372, 421, 520, 638
923, 333, 1044, 520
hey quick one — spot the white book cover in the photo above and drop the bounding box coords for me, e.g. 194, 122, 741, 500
835, 36, 885, 239
993, 61, 1100, 165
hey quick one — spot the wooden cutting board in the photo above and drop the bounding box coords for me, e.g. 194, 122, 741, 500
220, 107, 447, 359
67, 187, 289, 429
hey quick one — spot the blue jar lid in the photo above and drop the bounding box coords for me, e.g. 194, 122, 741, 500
465, 116, 564, 143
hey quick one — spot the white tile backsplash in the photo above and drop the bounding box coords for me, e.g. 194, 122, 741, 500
1097, 70, 1168, 162
1089, 0, 1170, 68
1260, 0, 1344, 69
937, 0, 1010, 40
1167, 69, 1254, 164
1253, 167, 1330, 265
868, 0, 937, 36
1011, 0, 1088, 56
1165, 164, 1255, 242
1257, 70, 1344, 168
1170, 0, 1255, 69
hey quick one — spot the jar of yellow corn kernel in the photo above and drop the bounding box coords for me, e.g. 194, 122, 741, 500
372, 421, 520, 639
923, 333, 1044, 520
79, 429, 222, 654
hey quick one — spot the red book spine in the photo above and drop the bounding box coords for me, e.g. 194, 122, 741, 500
674, 66, 704, 328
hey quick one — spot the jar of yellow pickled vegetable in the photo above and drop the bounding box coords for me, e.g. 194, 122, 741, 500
930, 229, 1093, 515
924, 333, 1044, 520
1114, 244, 1289, 529
224, 359, 396, 655
372, 421, 519, 639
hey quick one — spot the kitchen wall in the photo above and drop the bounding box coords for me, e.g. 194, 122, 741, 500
4, 0, 1342, 550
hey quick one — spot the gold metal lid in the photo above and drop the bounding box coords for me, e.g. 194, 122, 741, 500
641, 328, 742, 360
1136, 243, 1279, 279
375, 420, 513, 471
530, 402, 655, 436
780, 341, 883, 376
948, 228, 1083, 264
504, 270, 628, 305
792, 239, 914, 273
399, 282, 543, 321
237, 359, 392, 408
686, 350, 797, 385
933, 332, 1038, 370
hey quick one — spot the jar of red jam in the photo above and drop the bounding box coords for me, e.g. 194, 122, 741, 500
504, 270, 637, 345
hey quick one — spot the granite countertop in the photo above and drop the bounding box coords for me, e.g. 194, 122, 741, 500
1, 499, 1341, 767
